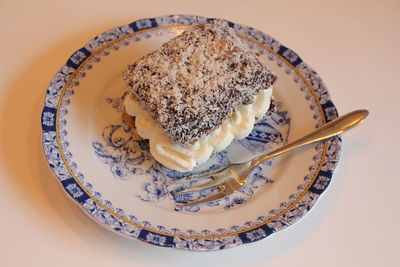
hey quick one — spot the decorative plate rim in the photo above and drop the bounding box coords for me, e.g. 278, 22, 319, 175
41, 14, 342, 251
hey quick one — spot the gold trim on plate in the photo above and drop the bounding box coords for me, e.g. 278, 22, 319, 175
55, 25, 327, 239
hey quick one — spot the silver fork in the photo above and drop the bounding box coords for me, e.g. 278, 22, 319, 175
172, 109, 369, 206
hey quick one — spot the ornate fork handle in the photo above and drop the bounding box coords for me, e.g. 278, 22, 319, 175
250, 109, 369, 170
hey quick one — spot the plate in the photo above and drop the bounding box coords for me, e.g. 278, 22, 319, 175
41, 15, 341, 251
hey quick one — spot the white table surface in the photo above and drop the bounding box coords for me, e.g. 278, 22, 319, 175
1, 0, 399, 266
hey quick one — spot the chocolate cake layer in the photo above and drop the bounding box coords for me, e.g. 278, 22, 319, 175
123, 20, 277, 145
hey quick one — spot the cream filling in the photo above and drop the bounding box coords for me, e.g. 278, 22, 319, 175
124, 87, 273, 172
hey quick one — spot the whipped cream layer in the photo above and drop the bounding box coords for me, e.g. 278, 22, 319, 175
124, 87, 273, 172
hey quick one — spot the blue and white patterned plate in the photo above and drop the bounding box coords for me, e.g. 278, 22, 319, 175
41, 15, 341, 251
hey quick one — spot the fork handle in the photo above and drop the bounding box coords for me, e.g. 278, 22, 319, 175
250, 109, 369, 168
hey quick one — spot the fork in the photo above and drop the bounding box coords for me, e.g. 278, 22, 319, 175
172, 109, 369, 206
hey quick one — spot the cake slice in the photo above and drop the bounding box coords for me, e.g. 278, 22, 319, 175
123, 20, 277, 172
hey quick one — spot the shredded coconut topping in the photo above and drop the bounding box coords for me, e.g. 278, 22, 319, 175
123, 20, 277, 145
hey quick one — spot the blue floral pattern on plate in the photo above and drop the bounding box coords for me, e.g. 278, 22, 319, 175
41, 15, 341, 251
91, 93, 289, 210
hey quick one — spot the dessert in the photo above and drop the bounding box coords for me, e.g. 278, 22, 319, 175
123, 20, 277, 172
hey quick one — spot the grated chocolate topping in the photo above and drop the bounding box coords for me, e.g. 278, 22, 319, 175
123, 20, 277, 145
